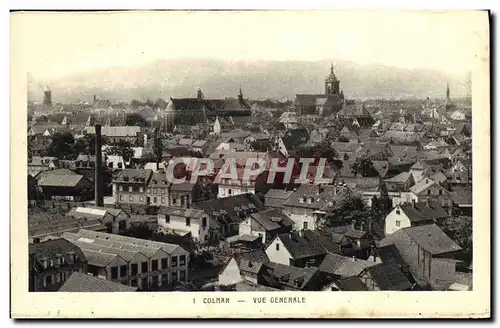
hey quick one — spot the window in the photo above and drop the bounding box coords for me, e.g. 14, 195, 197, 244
119, 186, 123, 192
141, 261, 148, 273
117, 162, 123, 169
131, 279, 138, 287
172, 198, 177, 205
427, 190, 431, 195
151, 275, 159, 288
396, 220, 401, 227
303, 221, 308, 230
181, 196, 185, 206
141, 278, 148, 290
161, 197, 165, 204
165, 215, 170, 223
45, 275, 53, 286
185, 218, 191, 227
152, 260, 158, 271
129, 195, 134, 202
139, 196, 144, 202
438, 189, 443, 195
179, 270, 186, 282
147, 188, 151, 193
154, 197, 157, 203
139, 187, 144, 193
228, 189, 232, 195
172, 256, 178, 267
131, 263, 138, 275
129, 186, 133, 192
179, 255, 186, 266
276, 243, 280, 251
202, 217, 207, 228
120, 265, 127, 277
153, 188, 158, 194
119, 195, 124, 201
109, 266, 118, 279
161, 258, 168, 269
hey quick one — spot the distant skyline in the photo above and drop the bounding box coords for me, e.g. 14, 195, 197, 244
13, 11, 486, 81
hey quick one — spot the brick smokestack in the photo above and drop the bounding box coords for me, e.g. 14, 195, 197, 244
94, 124, 104, 207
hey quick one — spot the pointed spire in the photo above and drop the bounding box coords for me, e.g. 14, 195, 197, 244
331, 63, 334, 75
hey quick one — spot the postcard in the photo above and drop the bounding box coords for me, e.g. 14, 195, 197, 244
11, 10, 490, 318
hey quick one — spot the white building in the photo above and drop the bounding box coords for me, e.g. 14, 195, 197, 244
157, 207, 210, 244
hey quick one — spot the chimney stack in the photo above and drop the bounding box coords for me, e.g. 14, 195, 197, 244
94, 124, 104, 207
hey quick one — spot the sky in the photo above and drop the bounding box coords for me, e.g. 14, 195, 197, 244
12, 11, 487, 80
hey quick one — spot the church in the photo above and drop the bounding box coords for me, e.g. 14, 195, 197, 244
163, 88, 252, 132
295, 64, 345, 117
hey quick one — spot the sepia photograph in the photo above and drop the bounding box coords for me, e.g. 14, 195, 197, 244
10, 9, 490, 318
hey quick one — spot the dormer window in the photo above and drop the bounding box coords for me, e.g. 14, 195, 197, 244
123, 176, 129, 182
40, 258, 48, 269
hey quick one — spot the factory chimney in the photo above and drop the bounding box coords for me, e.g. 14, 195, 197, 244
94, 124, 104, 207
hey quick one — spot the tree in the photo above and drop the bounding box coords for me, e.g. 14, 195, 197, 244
438, 216, 472, 262
125, 113, 147, 127
154, 98, 168, 109
350, 156, 379, 177
323, 194, 370, 228
104, 140, 135, 162
130, 99, 141, 110
46, 132, 76, 159
74, 134, 108, 156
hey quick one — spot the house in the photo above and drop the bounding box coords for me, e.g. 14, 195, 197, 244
238, 208, 294, 244
283, 184, 350, 231
325, 276, 368, 291
157, 207, 211, 244
192, 193, 266, 237
318, 253, 377, 279
85, 126, 142, 145
265, 232, 327, 268
264, 189, 294, 209
28, 156, 60, 177
410, 177, 453, 207
384, 202, 449, 235
58, 272, 138, 292
146, 171, 170, 206
278, 111, 298, 129
63, 229, 190, 290
36, 169, 93, 201
358, 263, 413, 291
218, 249, 270, 286
381, 224, 463, 289
259, 261, 322, 291
106, 155, 127, 171
169, 181, 200, 208
383, 172, 415, 192
66, 206, 131, 234
112, 169, 153, 205
191, 140, 209, 154
450, 187, 472, 216
29, 238, 88, 292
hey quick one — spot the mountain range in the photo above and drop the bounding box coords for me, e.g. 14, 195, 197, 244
27, 59, 471, 103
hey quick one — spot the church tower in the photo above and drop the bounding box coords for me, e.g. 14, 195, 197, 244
445, 83, 454, 109
325, 63, 340, 95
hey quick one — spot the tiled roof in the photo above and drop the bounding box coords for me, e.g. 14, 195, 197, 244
374, 244, 408, 267
333, 258, 377, 278
29, 238, 87, 270
384, 171, 413, 183
158, 207, 206, 220
399, 203, 449, 223
364, 263, 413, 290
318, 253, 348, 273
402, 224, 462, 255
283, 184, 349, 211
249, 208, 294, 231
260, 261, 318, 290
192, 193, 265, 224
450, 187, 472, 206
114, 169, 153, 183
59, 272, 138, 292
336, 276, 368, 291
37, 171, 85, 188
272, 232, 326, 260
265, 189, 294, 201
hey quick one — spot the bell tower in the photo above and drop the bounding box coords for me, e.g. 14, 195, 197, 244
325, 63, 340, 95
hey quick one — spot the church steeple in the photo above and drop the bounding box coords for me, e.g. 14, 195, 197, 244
331, 63, 334, 75
325, 63, 340, 95
197, 88, 204, 101
238, 84, 244, 102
